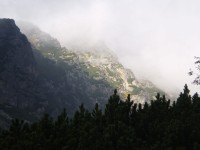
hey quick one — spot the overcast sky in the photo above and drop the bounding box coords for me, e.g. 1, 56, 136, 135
0, 0, 200, 95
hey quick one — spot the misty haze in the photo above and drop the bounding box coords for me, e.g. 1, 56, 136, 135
0, 0, 200, 149
1, 0, 199, 94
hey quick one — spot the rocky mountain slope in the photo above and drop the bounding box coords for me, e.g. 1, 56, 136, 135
18, 22, 165, 104
0, 19, 166, 128
0, 19, 40, 127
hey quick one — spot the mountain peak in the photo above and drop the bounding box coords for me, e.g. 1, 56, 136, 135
0, 19, 21, 37
17, 21, 61, 51
18, 22, 167, 101
0, 18, 34, 67
0, 18, 37, 107
0, 19, 170, 128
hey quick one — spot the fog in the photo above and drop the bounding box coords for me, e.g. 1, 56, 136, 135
0, 0, 200, 95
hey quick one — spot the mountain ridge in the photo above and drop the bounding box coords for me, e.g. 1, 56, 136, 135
0, 19, 168, 128
18, 21, 167, 103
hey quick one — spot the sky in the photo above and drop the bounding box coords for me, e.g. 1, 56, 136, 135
0, 0, 200, 95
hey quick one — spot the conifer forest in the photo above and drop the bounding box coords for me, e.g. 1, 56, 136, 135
1, 85, 200, 150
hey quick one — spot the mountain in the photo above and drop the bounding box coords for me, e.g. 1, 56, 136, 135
73, 50, 164, 104
0, 19, 39, 127
18, 22, 165, 103
0, 19, 166, 128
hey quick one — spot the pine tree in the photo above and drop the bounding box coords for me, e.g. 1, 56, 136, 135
54, 109, 69, 150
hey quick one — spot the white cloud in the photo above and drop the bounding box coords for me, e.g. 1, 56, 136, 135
0, 0, 199, 94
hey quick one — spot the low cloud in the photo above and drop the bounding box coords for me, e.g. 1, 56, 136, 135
0, 0, 199, 94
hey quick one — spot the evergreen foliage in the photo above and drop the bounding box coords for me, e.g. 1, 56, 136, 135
189, 56, 200, 85
1, 85, 200, 150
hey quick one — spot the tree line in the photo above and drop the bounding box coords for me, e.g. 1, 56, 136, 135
0, 85, 200, 150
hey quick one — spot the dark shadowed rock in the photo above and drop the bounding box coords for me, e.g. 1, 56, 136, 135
0, 19, 169, 128
0, 19, 37, 105
0, 19, 40, 127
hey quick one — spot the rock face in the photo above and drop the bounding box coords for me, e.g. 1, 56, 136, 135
0, 19, 113, 127
0, 19, 167, 128
0, 19, 39, 127
18, 21, 166, 104
18, 22, 114, 111
74, 50, 164, 104
0, 19, 37, 107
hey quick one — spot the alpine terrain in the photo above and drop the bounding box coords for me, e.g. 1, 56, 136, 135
0, 19, 166, 128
